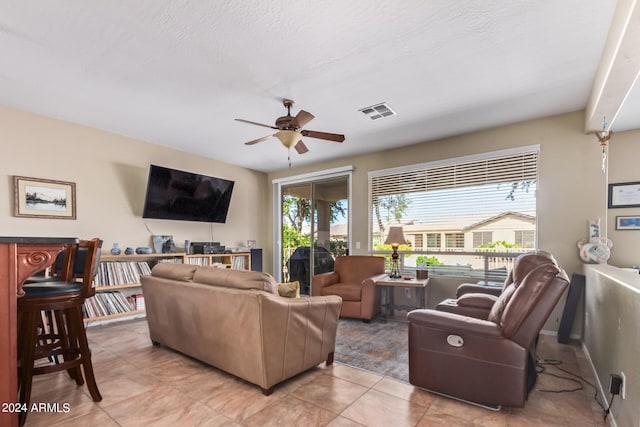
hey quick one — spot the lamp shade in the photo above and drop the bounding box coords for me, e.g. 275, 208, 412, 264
384, 226, 406, 246
275, 130, 302, 149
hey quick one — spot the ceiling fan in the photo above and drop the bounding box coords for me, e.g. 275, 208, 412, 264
235, 99, 345, 166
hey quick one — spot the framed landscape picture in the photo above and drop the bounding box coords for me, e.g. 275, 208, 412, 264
616, 216, 640, 230
13, 176, 76, 219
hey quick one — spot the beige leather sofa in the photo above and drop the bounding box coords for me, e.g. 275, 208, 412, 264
141, 263, 342, 394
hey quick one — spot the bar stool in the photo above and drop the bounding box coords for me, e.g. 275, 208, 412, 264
17, 238, 103, 426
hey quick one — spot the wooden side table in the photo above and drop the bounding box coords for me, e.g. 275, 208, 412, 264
374, 276, 429, 321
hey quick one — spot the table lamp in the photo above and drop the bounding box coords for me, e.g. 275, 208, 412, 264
384, 226, 406, 278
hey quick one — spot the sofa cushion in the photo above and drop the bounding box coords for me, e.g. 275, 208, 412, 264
277, 281, 300, 298
321, 283, 361, 301
193, 267, 278, 294
151, 263, 197, 281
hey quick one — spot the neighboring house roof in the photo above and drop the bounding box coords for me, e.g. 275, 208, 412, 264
462, 211, 536, 232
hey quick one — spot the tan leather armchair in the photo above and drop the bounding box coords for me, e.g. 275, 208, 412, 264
312, 255, 386, 321
436, 251, 558, 319
407, 258, 569, 408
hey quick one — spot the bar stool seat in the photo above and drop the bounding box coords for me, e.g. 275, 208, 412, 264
17, 238, 103, 427
21, 282, 82, 297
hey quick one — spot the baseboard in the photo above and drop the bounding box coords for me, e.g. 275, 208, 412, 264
581, 342, 618, 427
539, 329, 581, 341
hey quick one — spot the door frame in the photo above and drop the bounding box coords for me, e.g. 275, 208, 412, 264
272, 166, 353, 282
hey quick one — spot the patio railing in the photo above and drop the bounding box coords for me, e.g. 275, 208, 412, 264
371, 249, 527, 283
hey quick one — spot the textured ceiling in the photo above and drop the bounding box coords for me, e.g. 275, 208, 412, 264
1, 0, 635, 172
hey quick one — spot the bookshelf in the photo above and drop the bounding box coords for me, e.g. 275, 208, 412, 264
84, 249, 261, 325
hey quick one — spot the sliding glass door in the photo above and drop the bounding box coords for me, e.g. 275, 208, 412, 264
278, 174, 349, 295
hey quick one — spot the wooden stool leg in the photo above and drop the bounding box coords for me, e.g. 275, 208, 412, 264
54, 309, 80, 381
69, 306, 101, 401
60, 308, 84, 386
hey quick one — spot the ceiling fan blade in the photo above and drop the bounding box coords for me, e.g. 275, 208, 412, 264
290, 110, 315, 129
244, 135, 274, 145
301, 129, 345, 142
235, 118, 278, 130
294, 140, 309, 154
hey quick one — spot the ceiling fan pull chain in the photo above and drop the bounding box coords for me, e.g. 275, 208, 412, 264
288, 148, 292, 168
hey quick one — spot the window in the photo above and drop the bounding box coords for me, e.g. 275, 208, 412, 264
445, 233, 465, 249
515, 230, 535, 248
426, 233, 441, 249
473, 231, 493, 248
369, 147, 538, 278
413, 234, 423, 250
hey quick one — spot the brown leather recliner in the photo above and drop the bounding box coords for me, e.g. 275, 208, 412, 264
407, 258, 569, 408
436, 250, 558, 319
312, 255, 386, 321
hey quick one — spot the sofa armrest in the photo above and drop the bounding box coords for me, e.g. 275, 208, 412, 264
260, 294, 342, 385
311, 271, 339, 296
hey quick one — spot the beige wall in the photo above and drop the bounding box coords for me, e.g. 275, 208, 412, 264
268, 110, 617, 274
0, 105, 269, 253
584, 265, 640, 427
268, 110, 640, 333
607, 132, 640, 267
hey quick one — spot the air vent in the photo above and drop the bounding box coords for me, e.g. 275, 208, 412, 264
359, 102, 396, 120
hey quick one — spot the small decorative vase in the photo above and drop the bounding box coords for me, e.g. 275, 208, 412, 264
124, 247, 134, 255
111, 243, 121, 255
136, 246, 152, 254
152, 236, 163, 254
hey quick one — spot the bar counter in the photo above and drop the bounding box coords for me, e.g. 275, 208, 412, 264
0, 237, 76, 427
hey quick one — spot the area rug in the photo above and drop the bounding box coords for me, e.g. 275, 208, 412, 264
334, 317, 408, 382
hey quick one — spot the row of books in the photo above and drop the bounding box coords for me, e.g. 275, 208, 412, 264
184, 255, 246, 269
157, 258, 184, 264
95, 261, 153, 287
83, 291, 141, 319
185, 256, 212, 266
231, 256, 246, 270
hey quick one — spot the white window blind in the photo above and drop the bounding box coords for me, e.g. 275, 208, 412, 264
369, 148, 538, 252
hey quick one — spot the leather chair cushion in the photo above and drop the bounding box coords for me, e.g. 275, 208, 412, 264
22, 282, 82, 297
500, 264, 560, 338
193, 267, 278, 294
487, 284, 516, 324
321, 283, 361, 301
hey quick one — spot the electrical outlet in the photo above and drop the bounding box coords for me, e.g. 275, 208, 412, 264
404, 288, 411, 299
610, 374, 623, 395
621, 372, 626, 399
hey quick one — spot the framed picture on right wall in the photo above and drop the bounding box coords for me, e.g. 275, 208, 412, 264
608, 181, 640, 208
615, 216, 640, 230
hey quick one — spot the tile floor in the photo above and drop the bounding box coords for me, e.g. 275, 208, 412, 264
24, 318, 609, 426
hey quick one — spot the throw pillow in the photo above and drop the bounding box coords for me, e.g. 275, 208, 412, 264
277, 281, 300, 298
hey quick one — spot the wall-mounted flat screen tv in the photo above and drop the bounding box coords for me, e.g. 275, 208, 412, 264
142, 164, 234, 223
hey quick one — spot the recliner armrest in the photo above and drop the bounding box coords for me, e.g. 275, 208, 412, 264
456, 283, 503, 298
457, 293, 498, 309
435, 293, 498, 320
407, 309, 503, 338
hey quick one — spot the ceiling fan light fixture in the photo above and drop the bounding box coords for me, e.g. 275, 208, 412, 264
275, 130, 302, 149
